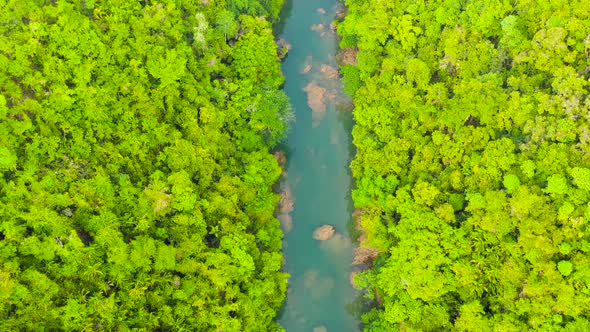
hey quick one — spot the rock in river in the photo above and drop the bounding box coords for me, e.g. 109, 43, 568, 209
313, 325, 328, 332
320, 232, 352, 254
311, 23, 325, 33
303, 82, 327, 113
313, 225, 335, 241
320, 64, 339, 80
279, 185, 294, 214
278, 213, 293, 233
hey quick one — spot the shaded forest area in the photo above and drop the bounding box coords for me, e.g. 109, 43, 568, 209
339, 0, 590, 330
0, 0, 290, 330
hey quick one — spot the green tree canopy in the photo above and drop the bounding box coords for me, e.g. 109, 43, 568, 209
0, 0, 289, 330
339, 0, 590, 329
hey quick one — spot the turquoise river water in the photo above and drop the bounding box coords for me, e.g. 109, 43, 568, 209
276, 0, 361, 331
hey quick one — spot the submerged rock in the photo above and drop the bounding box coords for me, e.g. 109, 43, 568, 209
314, 277, 335, 299
278, 213, 293, 233
330, 128, 340, 145
273, 150, 287, 169
316, 7, 326, 15
301, 55, 314, 74
304, 270, 319, 289
303, 82, 327, 114
303, 270, 335, 299
313, 225, 335, 241
311, 23, 325, 32
320, 64, 339, 80
320, 232, 352, 254
326, 90, 337, 102
320, 30, 335, 38
313, 326, 328, 332
279, 185, 294, 214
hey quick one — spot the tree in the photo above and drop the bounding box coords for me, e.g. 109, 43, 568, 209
216, 10, 239, 43
340, 0, 590, 328
0, 0, 288, 329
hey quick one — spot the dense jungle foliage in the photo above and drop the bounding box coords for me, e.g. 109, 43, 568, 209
339, 0, 590, 330
0, 0, 290, 330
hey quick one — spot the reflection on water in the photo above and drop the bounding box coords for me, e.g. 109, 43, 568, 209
276, 0, 362, 331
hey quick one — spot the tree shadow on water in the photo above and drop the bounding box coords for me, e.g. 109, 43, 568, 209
274, 0, 294, 36
345, 291, 377, 330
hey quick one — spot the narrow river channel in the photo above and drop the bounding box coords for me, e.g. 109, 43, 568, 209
276, 0, 360, 330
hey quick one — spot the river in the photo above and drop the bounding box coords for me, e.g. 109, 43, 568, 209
275, 0, 361, 331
